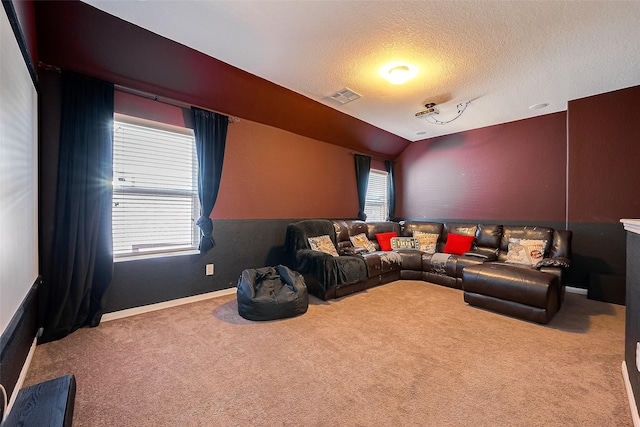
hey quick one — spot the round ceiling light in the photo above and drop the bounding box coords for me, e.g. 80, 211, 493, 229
529, 103, 549, 110
380, 62, 418, 85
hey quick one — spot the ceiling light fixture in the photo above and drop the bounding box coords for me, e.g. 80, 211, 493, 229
529, 103, 549, 110
415, 101, 471, 125
380, 62, 418, 85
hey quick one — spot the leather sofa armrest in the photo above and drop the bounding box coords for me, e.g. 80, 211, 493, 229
340, 246, 367, 256
463, 251, 497, 261
535, 257, 571, 269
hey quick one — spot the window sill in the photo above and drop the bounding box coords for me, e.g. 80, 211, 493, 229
114, 249, 199, 263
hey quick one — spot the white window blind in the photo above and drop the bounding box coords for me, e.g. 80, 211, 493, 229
113, 116, 198, 258
364, 170, 388, 221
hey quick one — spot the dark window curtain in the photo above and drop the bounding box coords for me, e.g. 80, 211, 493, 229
191, 107, 229, 253
41, 71, 114, 343
385, 160, 396, 220
354, 154, 371, 221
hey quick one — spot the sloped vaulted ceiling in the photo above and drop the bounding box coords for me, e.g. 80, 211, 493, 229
34, 1, 409, 160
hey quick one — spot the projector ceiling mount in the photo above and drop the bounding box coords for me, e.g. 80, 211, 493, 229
415, 101, 471, 125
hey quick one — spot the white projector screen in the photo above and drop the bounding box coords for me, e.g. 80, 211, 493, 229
0, 8, 38, 335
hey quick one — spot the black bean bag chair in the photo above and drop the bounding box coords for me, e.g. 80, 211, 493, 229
237, 265, 308, 321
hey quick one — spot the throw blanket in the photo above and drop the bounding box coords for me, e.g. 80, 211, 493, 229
430, 253, 452, 275
284, 220, 368, 292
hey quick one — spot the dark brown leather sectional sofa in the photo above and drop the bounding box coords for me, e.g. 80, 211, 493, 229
284, 219, 572, 324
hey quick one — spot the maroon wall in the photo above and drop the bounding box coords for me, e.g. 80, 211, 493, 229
566, 85, 640, 301
396, 112, 567, 222
568, 86, 640, 223
214, 119, 359, 219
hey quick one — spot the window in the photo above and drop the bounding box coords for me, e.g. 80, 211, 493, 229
364, 170, 388, 221
112, 114, 198, 259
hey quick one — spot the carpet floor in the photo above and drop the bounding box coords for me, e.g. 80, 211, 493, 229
24, 280, 631, 426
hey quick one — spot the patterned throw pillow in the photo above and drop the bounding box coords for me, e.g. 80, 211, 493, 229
413, 231, 439, 254
349, 233, 376, 253
505, 238, 546, 266
390, 237, 420, 250
308, 235, 339, 257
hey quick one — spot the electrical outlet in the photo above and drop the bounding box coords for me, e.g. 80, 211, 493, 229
636, 343, 640, 372
206, 264, 214, 276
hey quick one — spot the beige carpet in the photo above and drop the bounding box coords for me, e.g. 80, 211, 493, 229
24, 281, 631, 426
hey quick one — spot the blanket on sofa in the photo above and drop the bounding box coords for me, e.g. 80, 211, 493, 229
284, 220, 368, 292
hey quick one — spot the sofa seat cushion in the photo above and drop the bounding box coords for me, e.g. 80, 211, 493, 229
361, 251, 402, 276
397, 249, 423, 270
422, 253, 457, 276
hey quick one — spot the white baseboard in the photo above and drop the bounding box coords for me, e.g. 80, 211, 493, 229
4, 337, 37, 419
101, 287, 237, 322
566, 286, 588, 295
623, 361, 640, 427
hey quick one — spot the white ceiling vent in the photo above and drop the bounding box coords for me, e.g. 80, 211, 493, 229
329, 87, 361, 104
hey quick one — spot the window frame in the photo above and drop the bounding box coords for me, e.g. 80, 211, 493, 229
112, 113, 200, 262
364, 169, 389, 222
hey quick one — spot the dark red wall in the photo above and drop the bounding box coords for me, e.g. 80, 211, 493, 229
568, 85, 640, 223
214, 119, 359, 219
396, 112, 567, 222
566, 85, 640, 301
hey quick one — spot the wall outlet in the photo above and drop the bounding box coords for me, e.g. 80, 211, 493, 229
636, 343, 640, 372
206, 264, 214, 276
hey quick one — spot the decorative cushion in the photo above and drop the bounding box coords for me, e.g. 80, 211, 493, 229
413, 231, 439, 254
375, 232, 398, 251
308, 235, 339, 257
505, 238, 546, 266
350, 233, 376, 253
443, 233, 474, 255
390, 237, 420, 250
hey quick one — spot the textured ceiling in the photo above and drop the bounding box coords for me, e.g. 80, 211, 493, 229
83, 1, 640, 142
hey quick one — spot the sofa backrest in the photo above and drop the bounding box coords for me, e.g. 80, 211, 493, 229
333, 220, 368, 251
399, 221, 443, 238
366, 221, 401, 251
471, 224, 503, 258
283, 219, 339, 268
549, 229, 572, 259
497, 226, 554, 261
441, 223, 477, 253
325, 219, 572, 261
332, 220, 401, 251
286, 219, 338, 251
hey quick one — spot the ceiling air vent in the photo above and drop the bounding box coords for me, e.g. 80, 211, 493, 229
329, 87, 361, 104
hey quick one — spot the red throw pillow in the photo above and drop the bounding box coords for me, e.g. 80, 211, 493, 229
375, 232, 398, 251
443, 233, 474, 255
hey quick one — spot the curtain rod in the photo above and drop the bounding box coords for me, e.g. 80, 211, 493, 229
349, 151, 394, 163
114, 85, 240, 123
37, 61, 240, 123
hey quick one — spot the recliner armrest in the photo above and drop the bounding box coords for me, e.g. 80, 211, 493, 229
340, 246, 367, 256
535, 257, 571, 269
463, 251, 497, 261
